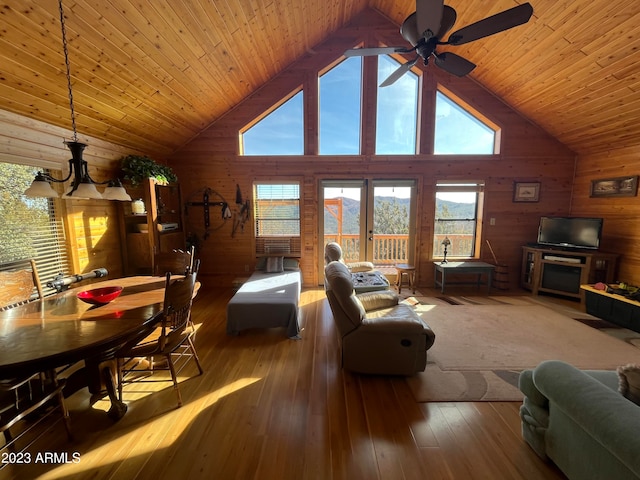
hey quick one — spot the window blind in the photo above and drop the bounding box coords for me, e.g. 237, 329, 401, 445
0, 163, 70, 297
254, 183, 300, 237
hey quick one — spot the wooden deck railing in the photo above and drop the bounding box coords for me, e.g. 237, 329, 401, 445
325, 233, 475, 264
324, 234, 408, 264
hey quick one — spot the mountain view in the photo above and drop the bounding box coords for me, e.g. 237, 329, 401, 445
324, 197, 476, 234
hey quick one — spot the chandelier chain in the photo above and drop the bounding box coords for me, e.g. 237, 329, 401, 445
58, 0, 78, 142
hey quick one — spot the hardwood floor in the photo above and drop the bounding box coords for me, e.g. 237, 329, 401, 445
1, 286, 567, 480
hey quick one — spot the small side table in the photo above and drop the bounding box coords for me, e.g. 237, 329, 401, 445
433, 261, 495, 294
395, 263, 416, 294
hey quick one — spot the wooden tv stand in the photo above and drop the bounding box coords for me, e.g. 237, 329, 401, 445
521, 246, 618, 300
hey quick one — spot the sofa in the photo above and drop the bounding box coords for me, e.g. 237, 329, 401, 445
519, 360, 640, 480
324, 260, 435, 375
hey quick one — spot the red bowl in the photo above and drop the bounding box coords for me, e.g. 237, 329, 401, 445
77, 286, 123, 305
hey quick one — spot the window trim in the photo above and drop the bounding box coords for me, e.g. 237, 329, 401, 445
239, 88, 304, 156
433, 181, 485, 259
253, 181, 302, 256
318, 56, 363, 156
375, 55, 420, 155
435, 85, 502, 155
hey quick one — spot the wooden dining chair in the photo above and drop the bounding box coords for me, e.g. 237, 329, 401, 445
0, 260, 71, 449
116, 271, 204, 407
0, 259, 43, 310
153, 246, 195, 277
0, 371, 72, 450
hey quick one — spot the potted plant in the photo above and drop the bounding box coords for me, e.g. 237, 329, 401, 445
120, 155, 178, 186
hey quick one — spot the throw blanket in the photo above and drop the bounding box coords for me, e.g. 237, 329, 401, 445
226, 270, 301, 338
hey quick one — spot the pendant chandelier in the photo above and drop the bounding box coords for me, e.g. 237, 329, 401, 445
24, 0, 131, 202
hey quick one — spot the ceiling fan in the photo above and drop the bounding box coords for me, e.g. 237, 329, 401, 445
345, 0, 533, 87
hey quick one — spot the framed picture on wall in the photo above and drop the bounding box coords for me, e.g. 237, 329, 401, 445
590, 176, 638, 197
513, 182, 540, 202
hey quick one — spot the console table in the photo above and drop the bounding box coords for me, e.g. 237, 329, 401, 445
433, 261, 495, 293
581, 284, 640, 333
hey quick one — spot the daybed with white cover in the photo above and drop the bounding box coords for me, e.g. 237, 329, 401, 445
226, 257, 301, 338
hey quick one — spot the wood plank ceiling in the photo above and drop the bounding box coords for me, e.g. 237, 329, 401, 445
1, 0, 639, 157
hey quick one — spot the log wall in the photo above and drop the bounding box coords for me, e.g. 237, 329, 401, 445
571, 145, 640, 286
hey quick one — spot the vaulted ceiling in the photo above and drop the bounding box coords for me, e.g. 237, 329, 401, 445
2, 0, 639, 157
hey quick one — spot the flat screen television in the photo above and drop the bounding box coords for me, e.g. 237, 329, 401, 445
537, 216, 603, 250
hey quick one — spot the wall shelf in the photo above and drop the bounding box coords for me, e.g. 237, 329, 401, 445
119, 178, 186, 275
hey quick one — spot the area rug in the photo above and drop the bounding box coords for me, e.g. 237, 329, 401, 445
406, 302, 640, 402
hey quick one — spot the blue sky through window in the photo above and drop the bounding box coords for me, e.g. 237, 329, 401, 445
242, 92, 304, 155
241, 57, 496, 157
375, 56, 419, 155
319, 57, 362, 155
434, 92, 495, 154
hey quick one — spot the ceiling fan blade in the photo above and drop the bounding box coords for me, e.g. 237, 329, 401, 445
400, 13, 421, 46
436, 5, 457, 39
446, 3, 533, 46
416, 0, 444, 40
344, 47, 413, 57
380, 58, 419, 87
434, 52, 476, 77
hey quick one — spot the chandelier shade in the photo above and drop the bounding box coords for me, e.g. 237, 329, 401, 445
103, 179, 133, 201
24, 173, 60, 198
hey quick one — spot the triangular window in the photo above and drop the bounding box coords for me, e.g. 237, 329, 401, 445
434, 89, 499, 154
240, 91, 304, 155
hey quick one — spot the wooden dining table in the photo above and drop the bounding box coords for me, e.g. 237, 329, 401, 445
0, 275, 168, 420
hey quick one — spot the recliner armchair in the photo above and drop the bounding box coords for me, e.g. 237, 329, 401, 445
324, 260, 435, 375
324, 241, 375, 273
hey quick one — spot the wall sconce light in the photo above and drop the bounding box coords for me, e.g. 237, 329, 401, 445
23, 0, 130, 202
441, 236, 451, 264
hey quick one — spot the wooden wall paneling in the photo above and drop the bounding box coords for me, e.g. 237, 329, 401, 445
571, 145, 640, 285
419, 73, 437, 154
65, 201, 123, 277
304, 71, 319, 156
361, 53, 379, 156
303, 175, 319, 286
416, 180, 436, 287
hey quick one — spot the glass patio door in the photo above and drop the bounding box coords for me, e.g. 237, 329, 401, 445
321, 180, 367, 265
320, 179, 416, 283
370, 180, 416, 268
